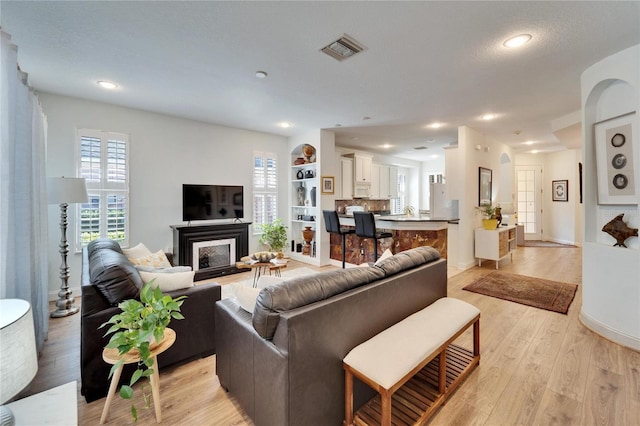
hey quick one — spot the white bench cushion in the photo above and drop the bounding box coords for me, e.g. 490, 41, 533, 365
343, 297, 480, 390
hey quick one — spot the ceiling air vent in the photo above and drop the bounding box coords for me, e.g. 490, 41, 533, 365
414, 146, 428, 150
321, 34, 365, 61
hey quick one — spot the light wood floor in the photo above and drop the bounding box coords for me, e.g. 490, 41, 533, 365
25, 247, 640, 425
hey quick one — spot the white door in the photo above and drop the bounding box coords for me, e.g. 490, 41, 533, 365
516, 166, 543, 240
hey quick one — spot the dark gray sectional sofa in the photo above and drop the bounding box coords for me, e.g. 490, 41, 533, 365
215, 246, 447, 426
80, 238, 221, 402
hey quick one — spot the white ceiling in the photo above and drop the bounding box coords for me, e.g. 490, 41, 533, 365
2, 1, 639, 161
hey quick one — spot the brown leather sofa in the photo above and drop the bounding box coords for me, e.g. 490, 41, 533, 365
215, 246, 447, 426
80, 238, 221, 402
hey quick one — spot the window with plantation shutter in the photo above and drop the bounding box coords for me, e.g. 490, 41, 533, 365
76, 129, 129, 248
253, 152, 278, 233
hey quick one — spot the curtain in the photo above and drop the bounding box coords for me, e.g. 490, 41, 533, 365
0, 31, 49, 352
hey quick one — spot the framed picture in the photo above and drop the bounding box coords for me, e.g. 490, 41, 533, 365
478, 167, 492, 206
594, 111, 637, 205
552, 180, 568, 202
321, 176, 334, 194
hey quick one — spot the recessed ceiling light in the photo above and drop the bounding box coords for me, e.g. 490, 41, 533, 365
531, 150, 539, 154
255, 71, 268, 78
382, 143, 392, 149
430, 155, 439, 159
481, 113, 496, 121
97, 80, 118, 89
278, 122, 291, 128
427, 138, 435, 143
503, 34, 532, 48
429, 122, 442, 129
524, 140, 535, 145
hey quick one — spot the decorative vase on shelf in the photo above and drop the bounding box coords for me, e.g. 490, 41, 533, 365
297, 183, 306, 206
294, 157, 305, 165
302, 226, 314, 255
310, 187, 316, 207
302, 144, 315, 163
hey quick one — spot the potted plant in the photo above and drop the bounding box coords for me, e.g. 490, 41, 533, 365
475, 204, 498, 230
100, 282, 186, 421
257, 218, 288, 253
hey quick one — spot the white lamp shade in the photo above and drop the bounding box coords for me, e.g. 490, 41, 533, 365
0, 299, 38, 404
47, 177, 88, 205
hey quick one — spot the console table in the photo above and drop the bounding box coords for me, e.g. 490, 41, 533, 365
474, 225, 517, 269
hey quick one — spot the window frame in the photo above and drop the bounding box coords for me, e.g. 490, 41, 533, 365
75, 129, 130, 250
252, 151, 278, 235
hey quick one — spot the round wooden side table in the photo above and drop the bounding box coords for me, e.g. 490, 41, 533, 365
100, 328, 176, 424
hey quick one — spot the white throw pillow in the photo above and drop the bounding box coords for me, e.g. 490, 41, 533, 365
139, 270, 195, 292
232, 285, 262, 313
374, 249, 394, 266
122, 243, 152, 260
130, 250, 172, 268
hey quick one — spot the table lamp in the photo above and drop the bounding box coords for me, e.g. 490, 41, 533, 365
47, 177, 88, 317
0, 299, 38, 426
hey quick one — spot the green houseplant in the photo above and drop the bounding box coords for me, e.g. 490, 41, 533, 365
475, 204, 498, 230
100, 282, 186, 421
257, 218, 288, 253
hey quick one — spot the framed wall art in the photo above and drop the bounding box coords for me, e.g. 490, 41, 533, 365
478, 167, 492, 206
321, 176, 334, 194
594, 111, 637, 205
552, 180, 568, 202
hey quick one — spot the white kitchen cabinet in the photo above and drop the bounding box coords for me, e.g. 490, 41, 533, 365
344, 153, 372, 184
474, 226, 516, 269
371, 163, 381, 198
340, 157, 353, 199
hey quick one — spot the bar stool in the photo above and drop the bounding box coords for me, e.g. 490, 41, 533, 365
353, 212, 393, 261
323, 210, 355, 268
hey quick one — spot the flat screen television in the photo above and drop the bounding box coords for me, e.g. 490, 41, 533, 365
182, 184, 244, 221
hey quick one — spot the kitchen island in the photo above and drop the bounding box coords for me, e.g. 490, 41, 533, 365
330, 214, 457, 265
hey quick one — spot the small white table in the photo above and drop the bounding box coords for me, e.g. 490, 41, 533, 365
5, 381, 77, 425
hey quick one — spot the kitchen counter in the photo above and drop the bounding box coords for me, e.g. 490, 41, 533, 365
329, 214, 452, 264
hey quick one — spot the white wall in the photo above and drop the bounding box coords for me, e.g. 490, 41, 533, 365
581, 44, 640, 350
40, 92, 288, 299
546, 150, 582, 245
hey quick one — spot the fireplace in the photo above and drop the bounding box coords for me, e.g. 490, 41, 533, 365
171, 222, 249, 280
193, 239, 236, 272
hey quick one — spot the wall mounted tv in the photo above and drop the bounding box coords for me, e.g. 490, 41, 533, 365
182, 184, 244, 221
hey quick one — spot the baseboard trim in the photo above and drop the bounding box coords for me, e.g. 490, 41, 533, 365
580, 310, 640, 351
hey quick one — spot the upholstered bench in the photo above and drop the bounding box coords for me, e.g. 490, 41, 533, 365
343, 297, 480, 426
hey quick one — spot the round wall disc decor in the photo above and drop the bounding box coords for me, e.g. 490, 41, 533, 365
613, 173, 628, 189
611, 133, 626, 147
612, 153, 627, 169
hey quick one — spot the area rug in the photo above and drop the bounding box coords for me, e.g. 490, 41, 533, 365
221, 266, 316, 299
463, 271, 578, 314
523, 240, 576, 248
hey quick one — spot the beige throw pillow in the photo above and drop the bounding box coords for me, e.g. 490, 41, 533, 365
130, 250, 172, 268
122, 243, 152, 261
139, 270, 195, 292
232, 285, 262, 313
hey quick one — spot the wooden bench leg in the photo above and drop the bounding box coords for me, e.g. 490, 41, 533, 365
100, 363, 123, 424
344, 368, 354, 425
381, 389, 392, 426
474, 318, 481, 361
